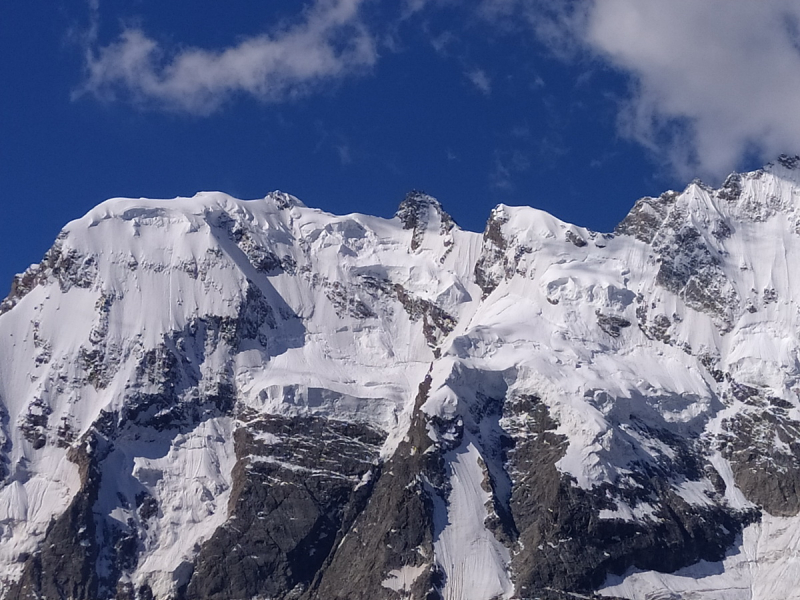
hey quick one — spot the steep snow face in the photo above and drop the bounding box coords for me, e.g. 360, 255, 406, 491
0, 190, 482, 597
432, 439, 513, 600
420, 158, 800, 598
452, 159, 800, 490
5, 159, 800, 599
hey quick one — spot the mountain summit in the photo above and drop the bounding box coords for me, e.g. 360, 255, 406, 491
2, 162, 800, 599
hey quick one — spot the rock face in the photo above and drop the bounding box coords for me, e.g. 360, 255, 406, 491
184, 414, 385, 600
5, 160, 800, 599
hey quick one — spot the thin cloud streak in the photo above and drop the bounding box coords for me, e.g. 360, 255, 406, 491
77, 0, 377, 114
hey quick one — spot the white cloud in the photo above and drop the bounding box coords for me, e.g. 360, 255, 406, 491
76, 0, 800, 181
476, 0, 800, 180
534, 0, 800, 180
580, 0, 800, 179
78, 0, 377, 114
402, 0, 433, 18
429, 30, 458, 56
477, 0, 521, 24
466, 68, 491, 95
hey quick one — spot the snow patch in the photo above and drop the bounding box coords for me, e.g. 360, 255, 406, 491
381, 563, 429, 594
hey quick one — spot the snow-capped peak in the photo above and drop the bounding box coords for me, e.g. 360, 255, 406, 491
5, 163, 800, 600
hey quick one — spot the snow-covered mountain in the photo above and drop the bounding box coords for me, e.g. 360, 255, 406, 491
3, 157, 800, 600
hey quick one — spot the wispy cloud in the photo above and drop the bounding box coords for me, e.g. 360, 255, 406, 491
77, 0, 377, 114
490, 149, 530, 190
76, 0, 800, 183
336, 143, 352, 165
429, 30, 458, 56
466, 68, 491, 95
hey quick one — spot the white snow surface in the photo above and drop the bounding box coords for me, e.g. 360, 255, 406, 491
420, 162, 800, 598
127, 417, 236, 596
0, 191, 481, 594
4, 162, 800, 596
381, 564, 429, 594
432, 440, 513, 600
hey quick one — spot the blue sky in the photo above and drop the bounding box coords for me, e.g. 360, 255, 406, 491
4, 0, 800, 294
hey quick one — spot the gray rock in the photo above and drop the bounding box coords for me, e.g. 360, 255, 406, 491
182, 414, 385, 600
502, 395, 757, 596
394, 284, 456, 348
615, 192, 678, 243
474, 209, 509, 298
396, 191, 455, 251
303, 376, 443, 600
596, 311, 632, 338
720, 406, 800, 516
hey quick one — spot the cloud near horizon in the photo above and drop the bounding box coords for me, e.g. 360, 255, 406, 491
78, 0, 377, 114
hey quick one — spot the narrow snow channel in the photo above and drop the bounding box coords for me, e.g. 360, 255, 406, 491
434, 441, 513, 600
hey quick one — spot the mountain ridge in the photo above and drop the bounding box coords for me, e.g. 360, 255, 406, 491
2, 158, 800, 599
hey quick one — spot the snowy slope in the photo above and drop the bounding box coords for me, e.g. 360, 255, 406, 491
417, 157, 800, 599
3, 159, 800, 599
0, 191, 481, 598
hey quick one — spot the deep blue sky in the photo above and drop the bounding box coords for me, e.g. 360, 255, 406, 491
2, 1, 795, 295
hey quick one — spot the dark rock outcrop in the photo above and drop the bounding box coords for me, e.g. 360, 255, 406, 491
396, 191, 455, 251
183, 414, 385, 600
615, 191, 678, 244
501, 394, 757, 596
303, 376, 443, 600
720, 406, 800, 516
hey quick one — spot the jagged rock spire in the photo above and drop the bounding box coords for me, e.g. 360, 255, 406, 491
396, 191, 456, 251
